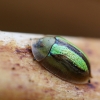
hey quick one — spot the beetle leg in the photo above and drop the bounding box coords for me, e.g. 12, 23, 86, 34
33, 58, 36, 61
88, 80, 91, 83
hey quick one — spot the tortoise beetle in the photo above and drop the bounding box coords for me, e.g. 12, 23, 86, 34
31, 36, 91, 84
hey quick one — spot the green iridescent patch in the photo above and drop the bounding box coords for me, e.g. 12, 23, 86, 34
50, 44, 88, 71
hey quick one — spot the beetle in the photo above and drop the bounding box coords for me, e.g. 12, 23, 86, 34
31, 36, 91, 84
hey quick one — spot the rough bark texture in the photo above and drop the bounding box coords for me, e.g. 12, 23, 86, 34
0, 31, 100, 100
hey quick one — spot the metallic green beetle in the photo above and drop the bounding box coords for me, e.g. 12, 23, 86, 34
31, 36, 91, 84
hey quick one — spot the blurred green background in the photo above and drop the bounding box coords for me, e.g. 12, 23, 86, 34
0, 0, 100, 37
